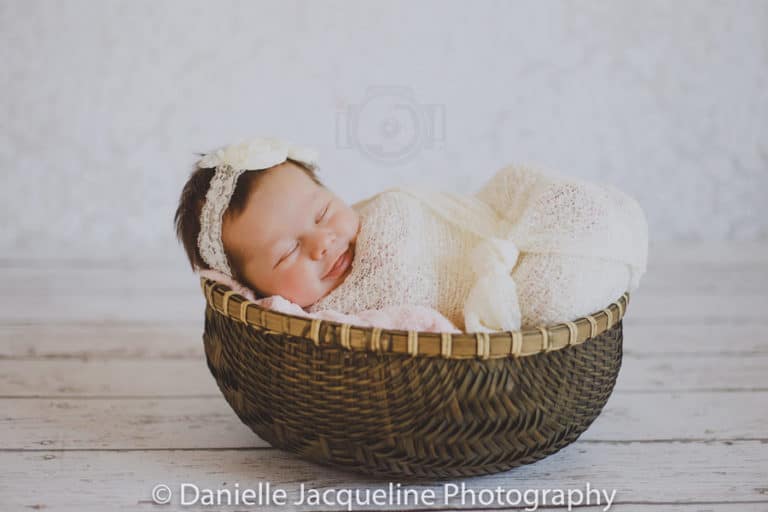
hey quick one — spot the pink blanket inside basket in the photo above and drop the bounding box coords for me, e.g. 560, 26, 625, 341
198, 269, 461, 333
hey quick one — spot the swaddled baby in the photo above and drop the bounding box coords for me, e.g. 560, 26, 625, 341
309, 165, 647, 331
175, 137, 647, 333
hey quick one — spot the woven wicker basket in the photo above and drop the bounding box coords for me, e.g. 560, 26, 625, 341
200, 277, 627, 480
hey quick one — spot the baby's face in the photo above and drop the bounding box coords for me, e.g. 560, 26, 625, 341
221, 161, 360, 307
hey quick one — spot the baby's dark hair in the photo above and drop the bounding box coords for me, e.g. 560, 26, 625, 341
174, 158, 323, 286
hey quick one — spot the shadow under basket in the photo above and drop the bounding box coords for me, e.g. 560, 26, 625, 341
200, 277, 627, 480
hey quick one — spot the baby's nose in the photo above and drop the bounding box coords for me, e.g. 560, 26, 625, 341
309, 230, 336, 259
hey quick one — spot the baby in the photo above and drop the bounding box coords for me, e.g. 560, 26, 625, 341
175, 137, 647, 332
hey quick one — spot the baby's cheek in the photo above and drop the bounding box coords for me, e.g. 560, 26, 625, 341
281, 271, 303, 293
345, 216, 360, 243
281, 267, 322, 304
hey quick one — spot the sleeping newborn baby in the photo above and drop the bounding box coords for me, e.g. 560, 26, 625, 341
309, 166, 647, 331
175, 137, 647, 333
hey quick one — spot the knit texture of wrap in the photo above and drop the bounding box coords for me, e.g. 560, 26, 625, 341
307, 164, 649, 332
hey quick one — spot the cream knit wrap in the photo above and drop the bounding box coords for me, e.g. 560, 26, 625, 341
308, 164, 648, 332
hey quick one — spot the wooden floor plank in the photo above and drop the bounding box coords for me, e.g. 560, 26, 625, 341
637, 262, 768, 294
0, 360, 219, 397
7, 261, 768, 294
0, 290, 761, 324
626, 292, 768, 323
0, 293, 203, 323
620, 322, 768, 356
0, 253, 766, 325
2, 322, 766, 361
1, 391, 765, 451
0, 441, 765, 511
645, 241, 768, 264
0, 324, 205, 360
1, 351, 765, 398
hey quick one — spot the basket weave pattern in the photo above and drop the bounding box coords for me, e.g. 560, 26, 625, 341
201, 278, 625, 479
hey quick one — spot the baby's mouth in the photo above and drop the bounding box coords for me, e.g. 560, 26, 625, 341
324, 246, 351, 280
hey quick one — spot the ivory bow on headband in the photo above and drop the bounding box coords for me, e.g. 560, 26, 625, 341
196, 137, 319, 277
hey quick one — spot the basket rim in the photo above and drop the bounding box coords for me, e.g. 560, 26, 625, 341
200, 276, 628, 359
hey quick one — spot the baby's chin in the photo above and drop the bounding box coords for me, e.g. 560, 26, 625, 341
315, 243, 355, 301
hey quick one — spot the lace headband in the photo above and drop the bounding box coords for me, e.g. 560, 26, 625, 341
196, 137, 319, 277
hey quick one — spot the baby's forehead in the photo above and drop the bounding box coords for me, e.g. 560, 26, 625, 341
251, 176, 323, 207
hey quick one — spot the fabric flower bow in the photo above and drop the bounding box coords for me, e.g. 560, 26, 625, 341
197, 136, 319, 171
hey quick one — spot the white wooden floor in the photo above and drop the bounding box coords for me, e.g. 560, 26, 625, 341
1, 241, 766, 511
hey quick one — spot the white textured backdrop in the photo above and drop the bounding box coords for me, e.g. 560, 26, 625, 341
1, 0, 767, 262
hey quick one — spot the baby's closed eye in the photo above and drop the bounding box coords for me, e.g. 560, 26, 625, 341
276, 201, 332, 267
316, 202, 330, 223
